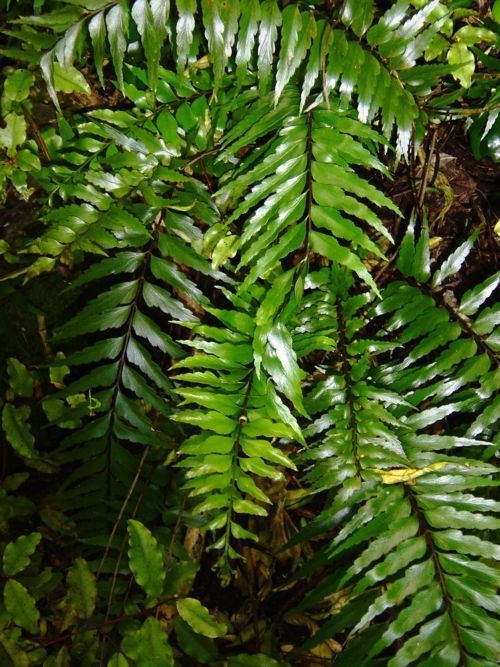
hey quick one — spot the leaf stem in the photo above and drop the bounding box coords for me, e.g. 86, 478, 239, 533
222, 371, 254, 566
336, 300, 362, 477
406, 486, 467, 666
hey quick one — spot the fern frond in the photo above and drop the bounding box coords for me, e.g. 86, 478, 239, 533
46, 192, 215, 540
10, 0, 454, 153
22, 84, 226, 278
290, 264, 499, 665
172, 289, 303, 580
215, 97, 398, 296
373, 223, 499, 442
1, 0, 498, 663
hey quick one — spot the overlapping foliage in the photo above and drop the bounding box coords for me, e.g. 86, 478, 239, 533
0, 1, 498, 665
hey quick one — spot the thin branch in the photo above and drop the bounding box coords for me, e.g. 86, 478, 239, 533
22, 104, 51, 163
96, 445, 151, 580
416, 126, 438, 217
336, 300, 362, 477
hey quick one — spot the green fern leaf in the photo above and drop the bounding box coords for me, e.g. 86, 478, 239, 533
106, 2, 129, 93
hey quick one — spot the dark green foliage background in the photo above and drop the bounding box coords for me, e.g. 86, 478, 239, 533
0, 1, 498, 665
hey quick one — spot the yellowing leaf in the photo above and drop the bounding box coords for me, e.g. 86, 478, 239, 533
429, 236, 443, 250
371, 462, 447, 484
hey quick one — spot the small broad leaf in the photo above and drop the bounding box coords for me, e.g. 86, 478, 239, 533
211, 235, 238, 270
4, 580, 39, 634
127, 519, 165, 598
3, 532, 41, 576
136, 617, 174, 667
176, 597, 228, 638
3, 70, 34, 102
2, 404, 36, 459
16, 149, 41, 172
175, 616, 218, 664
156, 109, 181, 148
0, 113, 27, 157
6, 358, 35, 398
447, 42, 475, 88
67, 557, 97, 619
